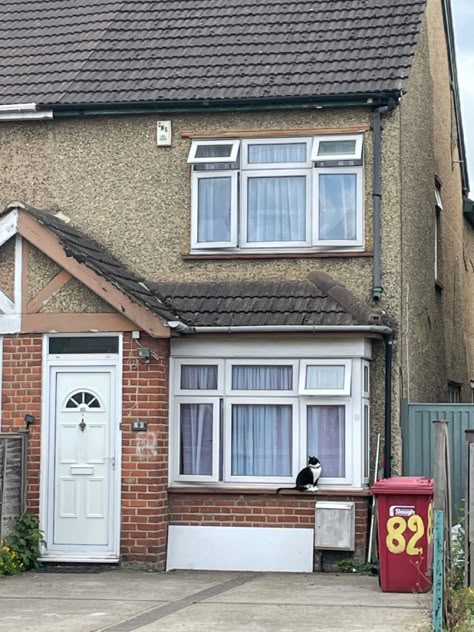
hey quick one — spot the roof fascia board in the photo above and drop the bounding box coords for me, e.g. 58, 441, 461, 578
0, 103, 53, 121
441, 0, 470, 194
42, 92, 401, 117
16, 210, 170, 338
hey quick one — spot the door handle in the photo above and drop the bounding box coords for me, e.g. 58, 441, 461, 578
104, 456, 116, 469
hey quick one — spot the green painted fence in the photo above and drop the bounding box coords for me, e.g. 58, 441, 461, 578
401, 401, 474, 522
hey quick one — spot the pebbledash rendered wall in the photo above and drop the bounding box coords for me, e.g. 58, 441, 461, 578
1, 332, 170, 568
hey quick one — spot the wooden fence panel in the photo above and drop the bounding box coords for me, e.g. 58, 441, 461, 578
0, 433, 27, 539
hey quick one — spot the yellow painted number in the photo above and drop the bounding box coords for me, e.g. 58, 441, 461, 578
386, 514, 425, 556
386, 517, 406, 554
406, 514, 425, 556
427, 503, 433, 545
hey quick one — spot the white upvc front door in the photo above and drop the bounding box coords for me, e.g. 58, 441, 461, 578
44, 366, 120, 560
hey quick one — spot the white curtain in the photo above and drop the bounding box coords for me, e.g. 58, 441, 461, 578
305, 365, 345, 390
180, 403, 213, 476
198, 176, 231, 242
307, 405, 345, 478
231, 404, 292, 476
319, 173, 356, 240
248, 142, 306, 164
247, 175, 306, 242
181, 365, 218, 390
232, 365, 293, 390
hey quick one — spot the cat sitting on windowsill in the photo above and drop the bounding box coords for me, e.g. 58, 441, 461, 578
276, 456, 322, 493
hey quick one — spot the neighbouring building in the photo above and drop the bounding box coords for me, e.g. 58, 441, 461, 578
0, 0, 471, 571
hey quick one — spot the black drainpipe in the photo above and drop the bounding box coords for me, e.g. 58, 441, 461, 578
384, 334, 393, 478
372, 101, 396, 302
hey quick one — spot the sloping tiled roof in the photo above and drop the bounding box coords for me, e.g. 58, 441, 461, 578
0, 0, 426, 107
6, 204, 181, 323
151, 273, 384, 328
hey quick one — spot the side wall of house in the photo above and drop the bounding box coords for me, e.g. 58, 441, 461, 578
398, 4, 471, 405
1, 332, 170, 568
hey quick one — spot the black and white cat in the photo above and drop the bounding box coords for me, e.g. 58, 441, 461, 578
277, 456, 322, 493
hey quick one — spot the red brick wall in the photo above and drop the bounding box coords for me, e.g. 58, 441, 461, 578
121, 333, 169, 568
2, 335, 43, 513
168, 491, 370, 565
1, 332, 170, 569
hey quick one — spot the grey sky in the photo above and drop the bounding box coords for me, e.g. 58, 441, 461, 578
453, 0, 474, 193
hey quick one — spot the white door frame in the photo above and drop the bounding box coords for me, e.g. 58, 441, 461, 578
40, 334, 123, 562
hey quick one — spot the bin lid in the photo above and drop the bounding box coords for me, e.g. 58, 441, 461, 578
371, 476, 433, 495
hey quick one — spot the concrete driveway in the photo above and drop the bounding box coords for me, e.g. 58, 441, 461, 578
0, 569, 429, 631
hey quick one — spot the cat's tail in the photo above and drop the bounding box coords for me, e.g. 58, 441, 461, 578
276, 486, 305, 493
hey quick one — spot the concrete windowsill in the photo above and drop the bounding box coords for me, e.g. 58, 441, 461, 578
168, 486, 372, 497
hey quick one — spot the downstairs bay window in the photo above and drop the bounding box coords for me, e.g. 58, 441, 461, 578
188, 135, 364, 252
171, 355, 369, 489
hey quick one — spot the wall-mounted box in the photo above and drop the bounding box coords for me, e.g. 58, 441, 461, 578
157, 121, 172, 146
314, 501, 355, 551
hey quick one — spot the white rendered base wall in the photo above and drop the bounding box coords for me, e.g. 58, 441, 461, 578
167, 525, 314, 573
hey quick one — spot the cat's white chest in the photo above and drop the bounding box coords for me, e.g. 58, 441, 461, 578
310, 465, 321, 485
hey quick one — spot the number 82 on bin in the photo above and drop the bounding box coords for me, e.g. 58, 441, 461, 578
385, 504, 433, 556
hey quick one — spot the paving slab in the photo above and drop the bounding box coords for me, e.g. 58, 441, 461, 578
0, 569, 430, 632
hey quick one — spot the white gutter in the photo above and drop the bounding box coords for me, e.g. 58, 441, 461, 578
168, 322, 392, 335
0, 103, 53, 121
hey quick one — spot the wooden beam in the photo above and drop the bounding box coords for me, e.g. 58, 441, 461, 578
181, 126, 370, 139
22, 313, 137, 333
21, 238, 29, 314
0, 290, 15, 315
17, 212, 170, 338
27, 270, 72, 314
0, 210, 18, 248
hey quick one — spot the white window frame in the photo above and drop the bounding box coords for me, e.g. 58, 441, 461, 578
313, 166, 364, 247
363, 401, 370, 484
174, 358, 224, 396
241, 169, 312, 248
225, 359, 298, 395
188, 139, 240, 164
363, 361, 370, 397
174, 396, 220, 483
191, 171, 238, 249
224, 396, 298, 484
242, 137, 312, 170
300, 398, 353, 486
435, 187, 443, 211
299, 359, 352, 396
311, 134, 363, 162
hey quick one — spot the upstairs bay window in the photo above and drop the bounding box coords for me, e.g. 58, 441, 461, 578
171, 356, 369, 488
188, 135, 364, 251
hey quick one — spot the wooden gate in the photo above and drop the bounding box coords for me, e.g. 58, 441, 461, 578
0, 433, 28, 539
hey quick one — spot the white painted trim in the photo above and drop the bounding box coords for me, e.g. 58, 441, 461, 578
311, 134, 363, 162
313, 166, 364, 247
0, 210, 18, 247
299, 359, 352, 396
191, 170, 238, 249
14, 235, 22, 314
173, 358, 224, 396
241, 137, 312, 169
173, 396, 220, 483
0, 291, 15, 314
38, 555, 119, 563
0, 314, 21, 334
188, 139, 240, 164
240, 168, 312, 248
223, 396, 298, 484
40, 333, 123, 561
224, 358, 298, 396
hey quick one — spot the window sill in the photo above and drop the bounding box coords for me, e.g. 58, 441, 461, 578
168, 486, 371, 497
182, 251, 373, 261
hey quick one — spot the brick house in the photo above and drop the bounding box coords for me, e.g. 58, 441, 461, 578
0, 0, 471, 571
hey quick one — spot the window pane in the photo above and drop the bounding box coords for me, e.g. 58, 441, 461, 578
198, 177, 231, 242
195, 144, 234, 159
364, 365, 369, 394
247, 176, 306, 242
319, 174, 357, 241
248, 143, 306, 164
318, 140, 356, 157
231, 404, 292, 476
49, 336, 119, 354
181, 365, 218, 390
180, 403, 213, 475
232, 365, 293, 390
364, 404, 369, 479
305, 365, 345, 390
307, 405, 345, 478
